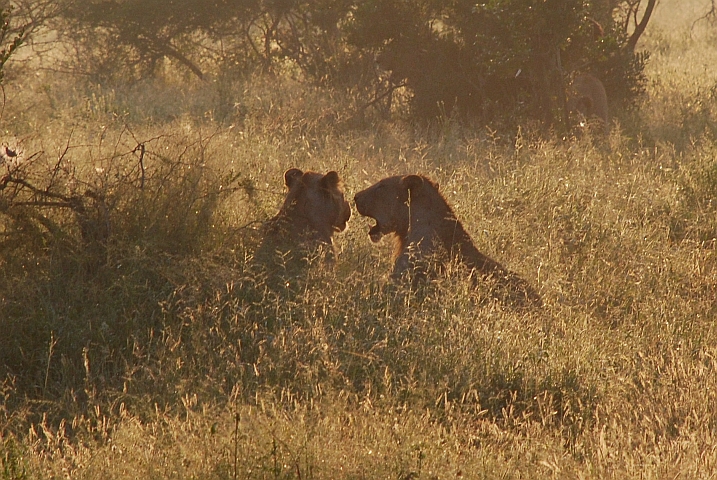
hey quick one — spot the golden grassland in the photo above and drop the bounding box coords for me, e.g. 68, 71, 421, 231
2, 1, 717, 478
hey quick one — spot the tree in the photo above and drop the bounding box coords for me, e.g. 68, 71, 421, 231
347, 0, 653, 126
56, 0, 655, 127
59, 0, 355, 82
622, 0, 658, 53
0, 5, 28, 86
60, 0, 238, 80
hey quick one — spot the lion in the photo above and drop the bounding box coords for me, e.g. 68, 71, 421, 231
567, 73, 609, 136
354, 174, 542, 307
258, 168, 351, 265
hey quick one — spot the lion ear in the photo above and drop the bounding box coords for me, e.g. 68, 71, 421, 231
284, 168, 304, 188
401, 175, 424, 192
320, 171, 341, 190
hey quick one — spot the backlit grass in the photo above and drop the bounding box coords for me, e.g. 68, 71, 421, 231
2, 1, 717, 478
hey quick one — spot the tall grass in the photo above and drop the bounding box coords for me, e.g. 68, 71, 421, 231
2, 2, 717, 478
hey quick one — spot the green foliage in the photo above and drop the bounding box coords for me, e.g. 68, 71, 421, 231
60, 0, 357, 83
346, 0, 648, 124
61, 0, 235, 80
57, 0, 649, 126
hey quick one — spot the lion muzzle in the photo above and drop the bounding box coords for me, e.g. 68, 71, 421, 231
354, 191, 384, 243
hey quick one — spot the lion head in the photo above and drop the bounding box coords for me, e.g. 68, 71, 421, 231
353, 174, 435, 244
266, 168, 351, 255
355, 174, 542, 307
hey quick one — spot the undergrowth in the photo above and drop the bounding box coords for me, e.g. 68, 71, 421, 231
2, 2, 717, 478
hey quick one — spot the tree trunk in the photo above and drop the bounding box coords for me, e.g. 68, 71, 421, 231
626, 0, 657, 52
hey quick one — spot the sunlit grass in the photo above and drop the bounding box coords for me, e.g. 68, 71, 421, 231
2, 2, 717, 478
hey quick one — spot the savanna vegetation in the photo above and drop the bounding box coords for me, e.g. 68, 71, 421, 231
2, 0, 717, 478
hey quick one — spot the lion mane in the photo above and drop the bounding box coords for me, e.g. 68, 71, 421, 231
354, 174, 541, 307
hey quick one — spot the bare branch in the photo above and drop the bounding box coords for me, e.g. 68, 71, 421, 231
626, 0, 657, 52
692, 0, 717, 30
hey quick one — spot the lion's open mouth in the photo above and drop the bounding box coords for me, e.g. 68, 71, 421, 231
368, 222, 383, 243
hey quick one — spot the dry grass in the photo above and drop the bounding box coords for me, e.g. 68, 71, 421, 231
2, 1, 717, 479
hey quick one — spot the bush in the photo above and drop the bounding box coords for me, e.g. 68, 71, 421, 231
0, 123, 244, 406
0, 6, 27, 86
347, 0, 649, 125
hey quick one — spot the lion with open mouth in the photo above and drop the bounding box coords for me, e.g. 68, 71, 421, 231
354, 174, 541, 307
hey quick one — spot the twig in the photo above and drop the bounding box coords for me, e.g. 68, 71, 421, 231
48, 128, 74, 189
2, 175, 74, 203
13, 200, 74, 208
0, 83, 5, 122
360, 81, 406, 112
233, 412, 240, 480
133, 143, 146, 189
692, 0, 717, 31
43, 332, 57, 397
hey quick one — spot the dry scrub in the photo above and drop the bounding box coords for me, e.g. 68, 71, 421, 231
2, 2, 717, 478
